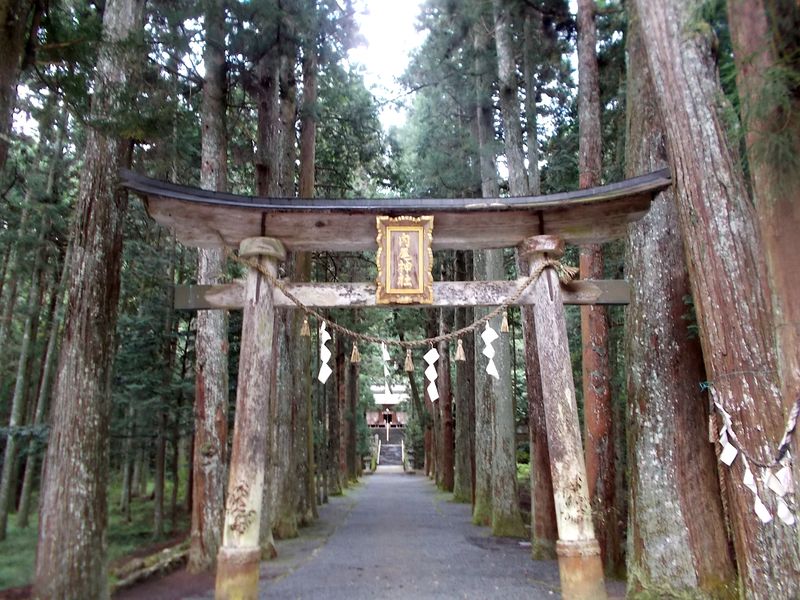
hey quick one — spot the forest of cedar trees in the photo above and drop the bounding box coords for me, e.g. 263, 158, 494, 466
0, 0, 798, 598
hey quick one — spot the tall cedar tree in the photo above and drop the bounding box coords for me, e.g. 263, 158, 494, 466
490, 0, 527, 539
188, 0, 229, 572
520, 2, 558, 559
576, 0, 618, 574
33, 0, 145, 597
471, 9, 498, 526
726, 0, 800, 493
624, 1, 736, 594
633, 0, 800, 596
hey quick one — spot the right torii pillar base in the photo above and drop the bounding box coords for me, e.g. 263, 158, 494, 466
520, 235, 607, 600
556, 540, 606, 599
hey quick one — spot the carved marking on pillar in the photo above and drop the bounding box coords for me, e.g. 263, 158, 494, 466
226, 480, 256, 535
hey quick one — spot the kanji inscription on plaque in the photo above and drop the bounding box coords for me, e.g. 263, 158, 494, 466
376, 216, 433, 304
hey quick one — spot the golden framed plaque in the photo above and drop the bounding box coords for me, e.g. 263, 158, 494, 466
376, 215, 434, 304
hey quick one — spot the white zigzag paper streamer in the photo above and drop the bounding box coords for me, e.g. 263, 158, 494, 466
742, 458, 772, 524
423, 347, 440, 402
481, 322, 500, 380
317, 322, 332, 384
713, 398, 799, 525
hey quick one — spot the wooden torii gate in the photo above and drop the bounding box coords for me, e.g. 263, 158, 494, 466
122, 168, 671, 600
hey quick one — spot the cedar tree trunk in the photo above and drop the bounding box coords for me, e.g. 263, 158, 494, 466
633, 0, 800, 596
33, 1, 145, 596
189, 0, 229, 571
624, 3, 737, 595
577, 0, 619, 573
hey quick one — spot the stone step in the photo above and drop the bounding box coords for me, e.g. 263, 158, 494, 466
380, 444, 404, 466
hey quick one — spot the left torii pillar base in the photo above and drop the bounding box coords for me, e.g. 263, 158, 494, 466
215, 237, 286, 600
215, 547, 261, 599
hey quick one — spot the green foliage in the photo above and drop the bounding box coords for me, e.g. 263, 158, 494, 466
516, 462, 531, 483
516, 442, 530, 465
404, 415, 426, 469
0, 478, 190, 589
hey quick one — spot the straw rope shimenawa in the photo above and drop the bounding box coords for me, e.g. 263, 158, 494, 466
220, 241, 578, 349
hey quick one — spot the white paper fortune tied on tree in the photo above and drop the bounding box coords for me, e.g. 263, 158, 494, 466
423, 347, 440, 402
317, 322, 333, 384
481, 322, 500, 380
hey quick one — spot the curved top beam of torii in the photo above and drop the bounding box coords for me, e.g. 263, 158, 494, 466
120, 168, 670, 252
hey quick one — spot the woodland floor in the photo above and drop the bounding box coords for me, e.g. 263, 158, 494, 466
115, 470, 626, 600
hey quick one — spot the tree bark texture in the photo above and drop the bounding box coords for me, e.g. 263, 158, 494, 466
327, 334, 343, 494
270, 312, 299, 539
633, 0, 800, 596
471, 14, 498, 526
339, 337, 349, 484
517, 254, 558, 559
32, 2, 145, 597
0, 0, 33, 170
726, 0, 800, 505
522, 7, 541, 195
624, 4, 737, 595
577, 0, 619, 574
493, 0, 543, 542
279, 46, 297, 196
189, 0, 229, 570
452, 253, 475, 503
254, 54, 281, 198
347, 359, 359, 481
492, 0, 528, 196
294, 38, 319, 520
438, 310, 454, 492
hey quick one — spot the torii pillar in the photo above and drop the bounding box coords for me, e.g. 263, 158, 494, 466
215, 237, 285, 600
520, 235, 607, 600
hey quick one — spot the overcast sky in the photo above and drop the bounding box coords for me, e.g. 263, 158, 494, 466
348, 0, 427, 129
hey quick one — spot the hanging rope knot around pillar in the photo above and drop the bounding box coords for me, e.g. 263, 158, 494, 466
238, 236, 286, 262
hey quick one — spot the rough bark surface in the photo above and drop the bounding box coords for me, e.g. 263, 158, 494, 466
438, 312, 454, 492
492, 0, 535, 541
727, 0, 800, 506
327, 335, 343, 494
189, 0, 229, 571
634, 0, 800, 596
517, 255, 557, 559
472, 15, 498, 527
32, 2, 145, 596
522, 7, 541, 195
577, 0, 618, 574
347, 360, 359, 481
492, 0, 528, 195
624, 5, 737, 595
452, 253, 475, 503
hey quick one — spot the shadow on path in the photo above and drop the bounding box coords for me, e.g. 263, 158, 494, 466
121, 473, 626, 599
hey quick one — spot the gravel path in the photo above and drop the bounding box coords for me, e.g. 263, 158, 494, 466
262, 471, 564, 600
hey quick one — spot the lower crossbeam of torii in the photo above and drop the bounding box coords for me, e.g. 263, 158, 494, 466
123, 168, 671, 600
